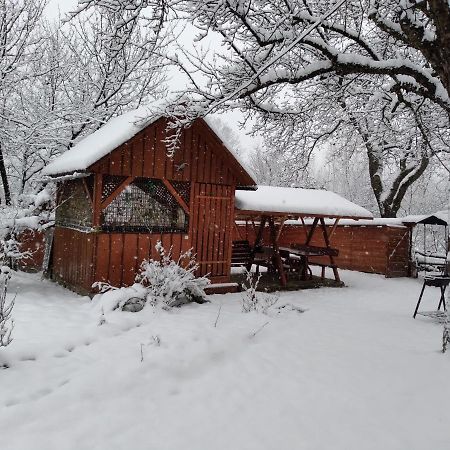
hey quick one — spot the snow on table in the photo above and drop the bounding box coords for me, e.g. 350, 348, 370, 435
0, 270, 449, 450
235, 185, 373, 219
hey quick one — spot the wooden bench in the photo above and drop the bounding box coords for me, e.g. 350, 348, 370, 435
231, 240, 252, 267
289, 244, 339, 257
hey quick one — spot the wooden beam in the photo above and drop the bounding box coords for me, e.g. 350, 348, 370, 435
329, 218, 340, 241
269, 216, 287, 287
300, 217, 309, 240
233, 221, 243, 240
246, 215, 267, 271
305, 217, 319, 245
319, 217, 340, 283
276, 216, 287, 242
92, 174, 103, 228
101, 176, 134, 210
162, 178, 190, 214
82, 178, 93, 204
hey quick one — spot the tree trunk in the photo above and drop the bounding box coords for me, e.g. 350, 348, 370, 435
0, 141, 10, 205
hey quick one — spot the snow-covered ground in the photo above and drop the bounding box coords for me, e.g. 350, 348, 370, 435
1, 270, 449, 450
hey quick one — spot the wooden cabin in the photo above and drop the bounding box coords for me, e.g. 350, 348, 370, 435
42, 109, 256, 294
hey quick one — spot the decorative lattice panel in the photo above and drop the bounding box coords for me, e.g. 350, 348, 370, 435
84, 175, 94, 200
102, 175, 127, 202
55, 179, 93, 230
171, 181, 191, 206
102, 178, 188, 232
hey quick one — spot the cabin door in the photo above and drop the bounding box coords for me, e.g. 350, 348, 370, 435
191, 183, 234, 282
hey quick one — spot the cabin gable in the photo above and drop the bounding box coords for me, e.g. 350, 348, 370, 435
88, 117, 253, 187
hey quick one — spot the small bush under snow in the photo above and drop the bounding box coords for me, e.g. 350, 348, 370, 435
93, 242, 210, 313
0, 266, 14, 347
241, 269, 278, 314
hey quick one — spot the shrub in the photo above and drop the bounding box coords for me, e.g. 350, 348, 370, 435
137, 241, 210, 308
241, 269, 278, 314
0, 266, 14, 347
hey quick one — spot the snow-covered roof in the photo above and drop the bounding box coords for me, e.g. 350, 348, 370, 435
235, 185, 373, 219
42, 106, 254, 181
284, 217, 406, 227
42, 107, 159, 176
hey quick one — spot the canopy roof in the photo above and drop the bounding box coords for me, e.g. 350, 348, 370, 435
402, 211, 448, 226
235, 185, 373, 220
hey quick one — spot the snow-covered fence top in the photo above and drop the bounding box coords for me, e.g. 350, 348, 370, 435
235, 185, 373, 220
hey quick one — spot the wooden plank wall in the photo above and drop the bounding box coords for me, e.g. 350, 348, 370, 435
234, 223, 411, 278
94, 231, 191, 288
52, 227, 96, 293
89, 118, 244, 186
191, 183, 234, 282
17, 230, 46, 272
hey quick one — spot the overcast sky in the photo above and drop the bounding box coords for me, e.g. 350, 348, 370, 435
43, 0, 260, 156
45, 0, 78, 19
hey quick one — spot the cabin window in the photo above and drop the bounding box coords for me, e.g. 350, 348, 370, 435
55, 178, 93, 230
102, 177, 189, 232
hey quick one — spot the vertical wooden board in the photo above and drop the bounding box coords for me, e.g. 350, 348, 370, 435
138, 234, 151, 266
182, 126, 192, 182
121, 144, 132, 175
148, 234, 160, 261
191, 125, 199, 182
181, 232, 191, 258
122, 233, 138, 286
204, 141, 212, 184
224, 186, 234, 279
130, 139, 141, 177
164, 130, 174, 181
94, 234, 110, 284
217, 185, 227, 276
86, 233, 96, 289
161, 234, 172, 257
79, 233, 87, 288
154, 121, 166, 178
142, 129, 154, 177
197, 136, 205, 183
171, 128, 184, 182
109, 148, 123, 175
171, 233, 182, 262
204, 187, 213, 276
210, 184, 220, 276
195, 183, 206, 275
189, 183, 198, 249
108, 234, 123, 287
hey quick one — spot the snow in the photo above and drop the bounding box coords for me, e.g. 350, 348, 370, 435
42, 106, 255, 180
1, 270, 449, 449
235, 185, 373, 219
203, 115, 256, 183
285, 217, 406, 227
42, 106, 157, 175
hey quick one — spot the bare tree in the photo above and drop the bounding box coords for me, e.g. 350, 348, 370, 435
0, 0, 46, 205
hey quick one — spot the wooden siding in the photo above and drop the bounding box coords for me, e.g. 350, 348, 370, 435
93, 231, 192, 288
89, 118, 252, 187
52, 227, 96, 293
234, 223, 411, 278
191, 183, 234, 282
17, 230, 46, 272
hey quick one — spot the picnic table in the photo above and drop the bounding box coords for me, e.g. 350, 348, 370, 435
243, 215, 342, 287
279, 245, 339, 281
